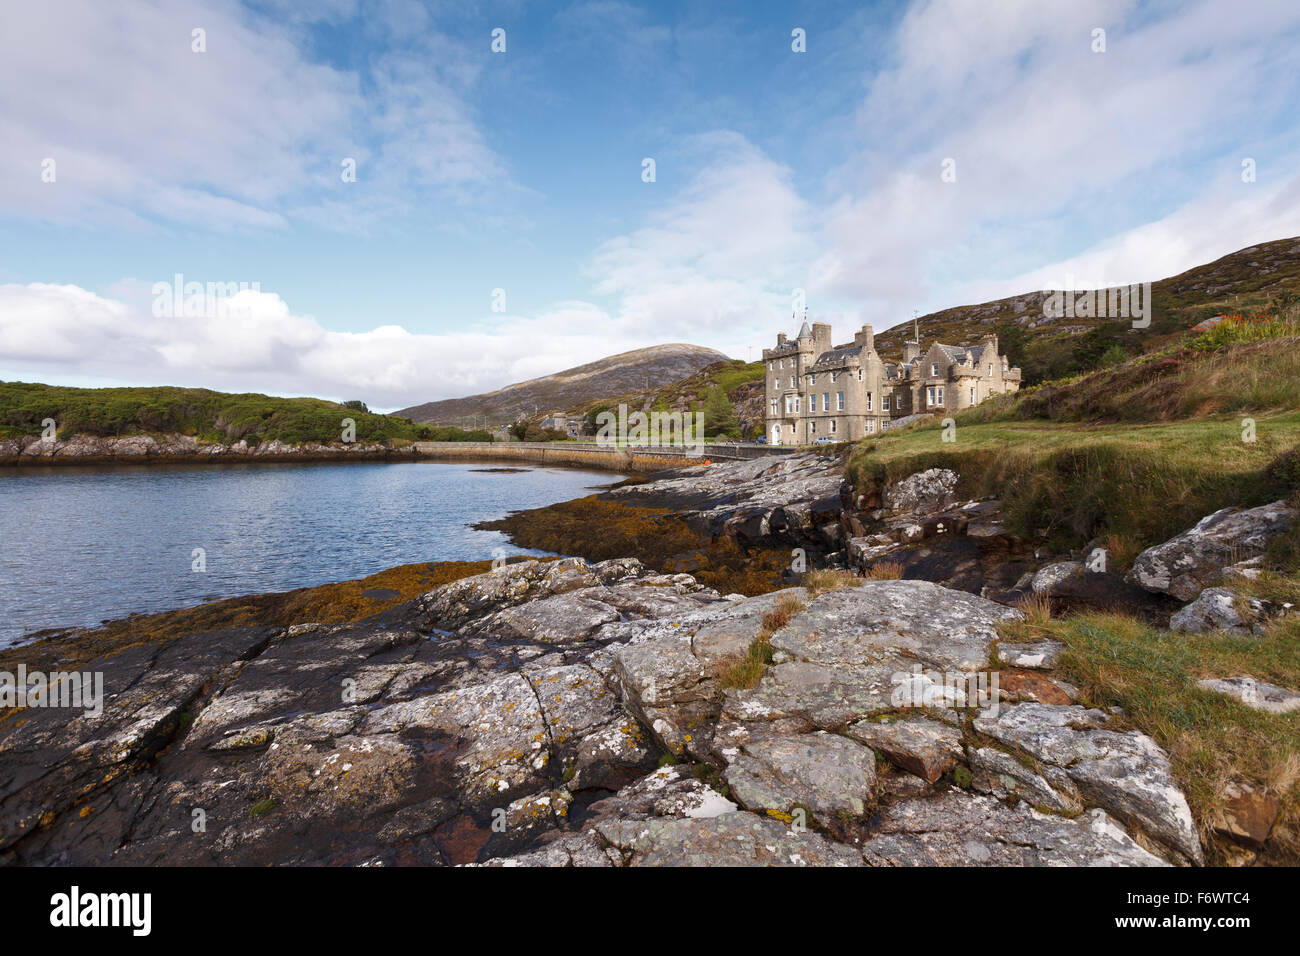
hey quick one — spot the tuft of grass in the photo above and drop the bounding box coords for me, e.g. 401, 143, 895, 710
718, 594, 806, 689
249, 797, 278, 819
802, 568, 864, 596
863, 561, 904, 580
1011, 591, 1054, 628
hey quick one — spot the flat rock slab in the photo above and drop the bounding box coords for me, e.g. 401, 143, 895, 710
998, 640, 1064, 670
769, 580, 1020, 673
724, 732, 878, 820
1197, 677, 1300, 714
597, 811, 862, 866
861, 791, 1168, 866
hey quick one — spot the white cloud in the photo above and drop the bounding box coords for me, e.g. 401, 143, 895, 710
0, 282, 664, 411
0, 0, 509, 230
584, 131, 817, 348
813, 0, 1300, 324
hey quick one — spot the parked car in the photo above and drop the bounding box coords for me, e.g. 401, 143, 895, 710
812, 436, 836, 445
751, 435, 766, 444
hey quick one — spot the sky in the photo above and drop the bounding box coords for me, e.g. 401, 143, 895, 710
1, 0, 1298, 411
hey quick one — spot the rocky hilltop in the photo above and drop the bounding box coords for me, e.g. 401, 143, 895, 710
395, 344, 729, 426
4, 454, 1293, 866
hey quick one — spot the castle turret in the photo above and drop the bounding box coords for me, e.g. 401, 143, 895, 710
853, 323, 875, 351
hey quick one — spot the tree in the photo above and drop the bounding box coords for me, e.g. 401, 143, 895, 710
701, 386, 739, 439
341, 399, 369, 412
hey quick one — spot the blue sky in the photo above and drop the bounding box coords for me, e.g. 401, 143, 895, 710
2, 0, 1298, 409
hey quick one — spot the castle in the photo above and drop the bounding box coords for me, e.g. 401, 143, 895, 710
762, 317, 1021, 445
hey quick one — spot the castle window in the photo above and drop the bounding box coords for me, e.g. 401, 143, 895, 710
883, 395, 891, 411
988, 364, 993, 377
770, 399, 777, 415
970, 386, 975, 404
931, 363, 939, 377
790, 376, 795, 388
793, 396, 800, 413
810, 421, 816, 433
865, 419, 874, 434
823, 393, 829, 413
810, 394, 818, 412
830, 420, 837, 433
809, 373, 815, 385
857, 369, 863, 381
837, 391, 845, 411
865, 392, 872, 411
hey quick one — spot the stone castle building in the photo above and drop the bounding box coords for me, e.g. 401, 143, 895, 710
762, 317, 1021, 445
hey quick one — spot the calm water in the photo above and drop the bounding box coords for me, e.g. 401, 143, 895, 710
0, 461, 621, 647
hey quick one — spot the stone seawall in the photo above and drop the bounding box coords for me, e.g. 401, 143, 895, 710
0, 433, 796, 472
411, 441, 796, 473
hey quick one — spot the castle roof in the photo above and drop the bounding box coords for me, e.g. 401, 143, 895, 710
810, 343, 867, 368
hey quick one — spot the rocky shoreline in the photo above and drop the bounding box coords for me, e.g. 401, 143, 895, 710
1, 453, 1295, 866
0, 432, 418, 466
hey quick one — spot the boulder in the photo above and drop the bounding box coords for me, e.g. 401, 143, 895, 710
1127, 501, 1296, 601
882, 468, 959, 516
1169, 587, 1288, 636
1197, 677, 1300, 714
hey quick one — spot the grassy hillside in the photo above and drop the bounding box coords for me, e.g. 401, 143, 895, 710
0, 382, 492, 444
577, 359, 767, 438
870, 235, 1300, 385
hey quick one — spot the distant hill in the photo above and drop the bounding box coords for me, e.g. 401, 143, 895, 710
394, 343, 730, 426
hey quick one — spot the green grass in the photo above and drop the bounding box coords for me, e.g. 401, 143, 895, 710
959, 336, 1300, 426
847, 410, 1300, 555
0, 381, 494, 444
718, 593, 805, 689
999, 608, 1300, 863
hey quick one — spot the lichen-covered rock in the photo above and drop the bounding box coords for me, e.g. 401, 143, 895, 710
1127, 501, 1296, 601
1169, 587, 1286, 636
969, 747, 1082, 813
604, 454, 843, 545
1197, 677, 1300, 714
583, 765, 737, 822
723, 581, 1019, 729
860, 791, 1167, 866
596, 811, 863, 866
845, 717, 962, 783
882, 468, 959, 516
723, 732, 878, 821
974, 703, 1203, 864
997, 640, 1064, 670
